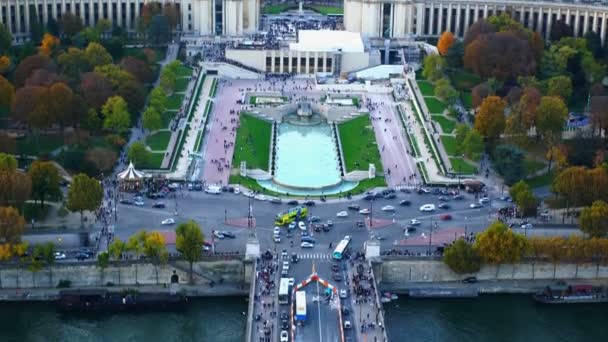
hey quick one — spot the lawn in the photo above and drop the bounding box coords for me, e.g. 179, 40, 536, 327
425, 97, 448, 114
176, 65, 193, 78
525, 158, 546, 175
432, 115, 456, 133
525, 171, 555, 188
209, 79, 218, 98
338, 115, 383, 173
448, 69, 481, 91
146, 130, 172, 151
162, 110, 177, 127
17, 134, 64, 156
175, 77, 190, 93
441, 135, 458, 156
232, 114, 272, 171
449, 158, 477, 174
144, 152, 165, 169
461, 92, 473, 110
309, 5, 344, 15
194, 131, 204, 152
262, 4, 294, 14
124, 47, 167, 63
417, 80, 435, 97
166, 93, 184, 110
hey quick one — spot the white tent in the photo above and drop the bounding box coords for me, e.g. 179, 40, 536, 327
117, 162, 145, 181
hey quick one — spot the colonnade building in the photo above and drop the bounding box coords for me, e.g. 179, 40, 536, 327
345, 0, 608, 44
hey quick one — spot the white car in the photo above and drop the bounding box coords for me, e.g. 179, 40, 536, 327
344, 235, 352, 241
419, 204, 436, 212
273, 235, 281, 243
282, 261, 289, 271
243, 191, 255, 198
288, 222, 296, 229
54, 252, 66, 260
161, 218, 175, 225
234, 187, 240, 195
298, 221, 306, 231
300, 241, 315, 248
410, 219, 421, 225
340, 289, 348, 298
205, 185, 222, 194
381, 205, 395, 212
359, 208, 371, 215
521, 223, 533, 230
288, 278, 295, 286
134, 200, 144, 206
213, 230, 225, 239
280, 330, 289, 342
470, 203, 482, 209
254, 194, 267, 201
479, 197, 490, 204
336, 211, 348, 217
273, 227, 281, 235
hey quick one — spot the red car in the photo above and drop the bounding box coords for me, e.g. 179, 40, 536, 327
440, 214, 452, 221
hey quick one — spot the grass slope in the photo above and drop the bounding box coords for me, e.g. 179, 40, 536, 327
338, 115, 383, 172
232, 114, 271, 171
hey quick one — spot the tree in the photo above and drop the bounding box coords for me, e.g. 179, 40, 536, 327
14, 54, 52, 87
0, 207, 26, 244
148, 15, 171, 44
48, 82, 74, 128
509, 182, 538, 217
80, 72, 113, 109
461, 129, 484, 161
149, 86, 167, 114
454, 124, 471, 154
437, 31, 455, 56
32, 241, 56, 285
445, 41, 464, 68
0, 75, 13, 108
85, 148, 118, 174
109, 238, 127, 261
422, 54, 445, 81
471, 83, 491, 109
0, 55, 10, 74
84, 42, 112, 68
0, 23, 11, 55
550, 20, 572, 42
94, 64, 134, 89
176, 220, 205, 284
28, 161, 61, 207
474, 221, 528, 265
58, 47, 90, 81
159, 72, 176, 94
536, 96, 568, 143
162, 3, 181, 29
119, 56, 153, 83
101, 96, 130, 132
546, 75, 573, 102
143, 107, 162, 131
546, 145, 568, 174
59, 12, 83, 37
117, 80, 146, 116
552, 166, 590, 215
28, 7, 44, 42
143, 231, 169, 284
443, 239, 481, 274
128, 142, 151, 168
434, 78, 458, 104
0, 153, 17, 171
38, 33, 59, 56
66, 173, 103, 223
493, 144, 527, 185
580, 200, 608, 238
475, 96, 506, 139
0, 169, 31, 209
97, 251, 110, 284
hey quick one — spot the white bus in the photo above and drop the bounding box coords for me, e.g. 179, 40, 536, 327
279, 278, 290, 305
333, 236, 351, 260
295, 291, 307, 321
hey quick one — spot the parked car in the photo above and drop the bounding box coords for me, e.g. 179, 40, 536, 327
280, 330, 289, 342
304, 200, 316, 206
270, 198, 282, 204
355, 220, 365, 227
54, 252, 66, 260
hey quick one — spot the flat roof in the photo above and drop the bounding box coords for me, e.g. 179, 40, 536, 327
289, 30, 364, 53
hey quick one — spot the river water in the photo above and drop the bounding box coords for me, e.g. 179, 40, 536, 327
1, 295, 607, 341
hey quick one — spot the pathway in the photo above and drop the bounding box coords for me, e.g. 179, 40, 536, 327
366, 93, 419, 188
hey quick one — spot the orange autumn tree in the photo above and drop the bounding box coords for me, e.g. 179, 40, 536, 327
437, 31, 455, 56
0, 55, 9, 73
39, 33, 59, 56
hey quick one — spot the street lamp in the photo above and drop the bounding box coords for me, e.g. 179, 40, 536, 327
369, 199, 374, 228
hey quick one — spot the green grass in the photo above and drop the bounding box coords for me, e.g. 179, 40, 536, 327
417, 80, 436, 97
17, 134, 64, 156
175, 77, 190, 93
146, 130, 171, 151
166, 94, 184, 110
448, 69, 481, 91
525, 159, 546, 175
461, 92, 472, 110
176, 65, 193, 78
209, 79, 218, 98
449, 158, 477, 174
431, 115, 457, 134
417, 162, 429, 183
144, 152, 165, 169
441, 135, 458, 156
309, 5, 343, 15
525, 171, 555, 188
170, 125, 190, 171
424, 97, 448, 114
232, 114, 272, 171
162, 110, 177, 128
262, 4, 294, 14
194, 131, 204, 152
338, 115, 383, 172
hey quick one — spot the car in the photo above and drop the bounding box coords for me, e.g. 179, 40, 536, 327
300, 242, 314, 248
440, 214, 452, 220
287, 200, 299, 205
322, 225, 330, 232
274, 227, 281, 235
326, 220, 334, 227
355, 220, 365, 227
309, 216, 321, 222
374, 234, 385, 241
462, 276, 478, 283
280, 312, 289, 321
344, 235, 352, 241
521, 223, 533, 230
304, 200, 316, 206
410, 219, 421, 225
161, 218, 175, 225
341, 307, 350, 316
332, 264, 341, 272
336, 211, 348, 217
363, 194, 375, 201
281, 249, 288, 259
282, 261, 289, 271
343, 320, 352, 329
298, 221, 306, 231
221, 231, 235, 238
134, 200, 144, 206
332, 273, 343, 281
383, 193, 396, 199
438, 196, 450, 202
381, 205, 395, 212
347, 204, 360, 211
212, 230, 225, 239
280, 330, 289, 342
419, 204, 436, 212
54, 252, 66, 260
291, 253, 299, 263
281, 269, 288, 277
479, 197, 490, 204
405, 226, 417, 233
470, 203, 482, 209
254, 194, 267, 201
75, 252, 90, 261
281, 320, 289, 330
340, 289, 348, 298
452, 194, 464, 200
301, 231, 309, 237
152, 202, 166, 208
359, 208, 370, 215
270, 198, 282, 204
313, 224, 321, 233
399, 200, 411, 206
418, 188, 431, 194
243, 191, 255, 198
438, 203, 450, 209
119, 199, 133, 205
288, 222, 296, 229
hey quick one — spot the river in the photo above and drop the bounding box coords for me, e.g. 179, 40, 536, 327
1, 295, 607, 341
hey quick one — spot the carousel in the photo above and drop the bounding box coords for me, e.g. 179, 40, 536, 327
116, 162, 146, 191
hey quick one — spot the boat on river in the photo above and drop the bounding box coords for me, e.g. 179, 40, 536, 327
57, 289, 188, 312
533, 284, 608, 304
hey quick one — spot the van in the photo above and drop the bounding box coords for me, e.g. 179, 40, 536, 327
205, 185, 222, 194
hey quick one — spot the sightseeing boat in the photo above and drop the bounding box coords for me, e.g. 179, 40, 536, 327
57, 289, 188, 313
533, 284, 608, 304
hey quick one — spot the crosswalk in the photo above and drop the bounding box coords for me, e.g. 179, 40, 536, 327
297, 253, 333, 260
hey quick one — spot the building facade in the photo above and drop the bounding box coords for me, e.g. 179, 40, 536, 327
0, 0, 259, 42
344, 0, 608, 45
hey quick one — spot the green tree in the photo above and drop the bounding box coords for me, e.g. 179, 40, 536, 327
579, 200, 608, 238
462, 129, 484, 161
454, 124, 471, 154
66, 173, 103, 223
84, 42, 112, 68
422, 54, 445, 81
142, 107, 162, 131
109, 238, 127, 261
102, 96, 130, 132
434, 78, 459, 104
176, 220, 205, 284
128, 142, 151, 168
493, 144, 527, 185
0, 153, 17, 171
443, 239, 481, 274
149, 86, 167, 114
445, 41, 464, 69
94, 64, 134, 89
96, 251, 110, 285
148, 15, 171, 44
143, 231, 169, 284
32, 241, 56, 286
59, 12, 83, 37
28, 161, 61, 207
0, 23, 11, 55
536, 96, 568, 143
546, 75, 573, 101
474, 221, 528, 265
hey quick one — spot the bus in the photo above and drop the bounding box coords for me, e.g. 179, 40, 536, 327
275, 206, 308, 225
333, 236, 351, 260
295, 291, 307, 321
279, 278, 290, 305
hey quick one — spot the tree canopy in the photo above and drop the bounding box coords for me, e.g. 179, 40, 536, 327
475, 96, 506, 139
474, 221, 528, 264
443, 239, 481, 274
66, 173, 103, 222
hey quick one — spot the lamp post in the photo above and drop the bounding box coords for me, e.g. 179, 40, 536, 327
369, 199, 374, 228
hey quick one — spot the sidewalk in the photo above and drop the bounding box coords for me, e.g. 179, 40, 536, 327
347, 260, 387, 342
